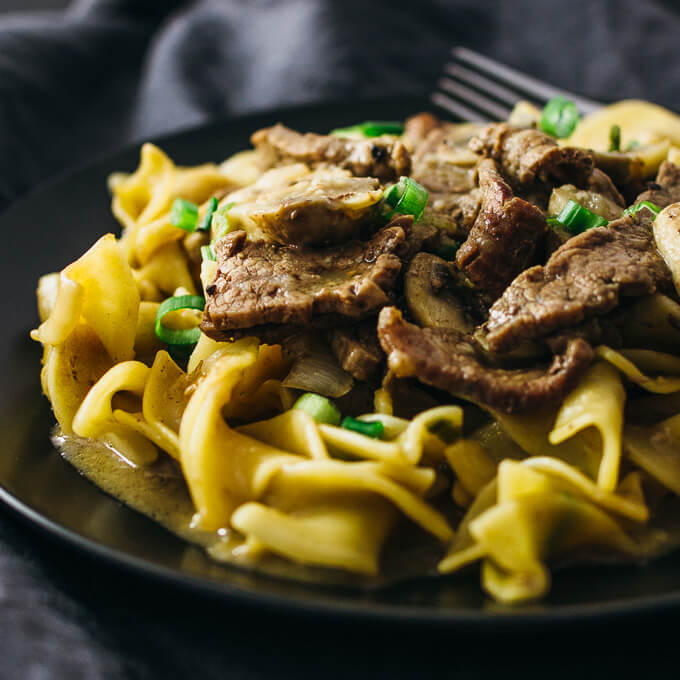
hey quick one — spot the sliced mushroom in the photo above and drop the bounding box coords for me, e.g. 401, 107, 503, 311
223, 165, 383, 246
404, 252, 476, 332
593, 141, 670, 185
653, 202, 680, 296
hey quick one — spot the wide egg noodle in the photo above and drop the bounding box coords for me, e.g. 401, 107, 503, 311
318, 406, 463, 465
32, 234, 139, 364
113, 143, 235, 265
41, 324, 114, 434
596, 346, 680, 394
440, 459, 649, 603
548, 361, 625, 491
132, 240, 197, 300
71, 360, 157, 465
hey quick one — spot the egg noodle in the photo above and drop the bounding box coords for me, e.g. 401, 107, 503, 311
31, 100, 680, 604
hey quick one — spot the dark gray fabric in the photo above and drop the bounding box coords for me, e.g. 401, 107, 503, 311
2, 0, 680, 677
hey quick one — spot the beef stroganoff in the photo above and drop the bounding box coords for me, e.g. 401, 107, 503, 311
31, 99, 680, 603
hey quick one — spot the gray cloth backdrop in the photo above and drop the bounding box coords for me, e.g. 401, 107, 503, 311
2, 0, 680, 677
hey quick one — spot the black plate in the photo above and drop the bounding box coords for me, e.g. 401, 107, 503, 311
3, 96, 680, 626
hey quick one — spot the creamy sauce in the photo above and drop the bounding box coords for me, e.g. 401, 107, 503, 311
54, 429, 445, 587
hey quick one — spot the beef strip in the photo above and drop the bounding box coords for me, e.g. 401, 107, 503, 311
331, 323, 384, 381
201, 227, 406, 342
635, 161, 680, 210
404, 113, 482, 238
377, 307, 593, 413
251, 124, 410, 182
469, 123, 594, 190
456, 159, 547, 299
483, 215, 672, 352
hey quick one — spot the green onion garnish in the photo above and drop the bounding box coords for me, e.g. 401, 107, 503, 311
341, 417, 384, 439
551, 199, 608, 234
197, 197, 218, 232
381, 177, 429, 222
154, 294, 205, 346
212, 201, 236, 241
170, 198, 199, 232
331, 121, 404, 138
539, 96, 579, 139
609, 124, 621, 152
293, 393, 341, 426
201, 244, 216, 261
623, 200, 661, 219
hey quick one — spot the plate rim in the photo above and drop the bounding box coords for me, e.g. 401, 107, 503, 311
3, 95, 680, 626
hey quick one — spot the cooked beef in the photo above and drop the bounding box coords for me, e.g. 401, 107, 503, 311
225, 166, 383, 246
483, 215, 672, 352
404, 113, 482, 238
251, 124, 410, 182
404, 252, 477, 332
456, 159, 547, 299
377, 307, 593, 413
636, 161, 680, 211
403, 112, 442, 150
331, 323, 384, 381
469, 123, 594, 189
423, 189, 481, 239
201, 227, 405, 341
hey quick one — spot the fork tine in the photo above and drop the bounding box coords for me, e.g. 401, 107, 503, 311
443, 62, 527, 111
452, 47, 600, 114
430, 91, 493, 123
437, 77, 510, 120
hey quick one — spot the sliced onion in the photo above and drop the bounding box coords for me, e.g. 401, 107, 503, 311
282, 353, 353, 398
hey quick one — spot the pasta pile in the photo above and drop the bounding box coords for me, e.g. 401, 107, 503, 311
31, 101, 680, 604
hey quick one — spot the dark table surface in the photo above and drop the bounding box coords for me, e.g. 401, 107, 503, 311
3, 0, 680, 677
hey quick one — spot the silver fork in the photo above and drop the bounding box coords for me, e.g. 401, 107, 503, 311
432, 47, 602, 122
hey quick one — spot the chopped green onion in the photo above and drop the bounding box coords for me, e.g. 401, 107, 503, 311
212, 201, 236, 241
170, 198, 199, 232
381, 177, 429, 222
623, 200, 661, 219
341, 416, 384, 439
539, 96, 579, 139
197, 197, 218, 232
551, 199, 608, 234
331, 121, 404, 137
609, 124, 621, 152
201, 244, 216, 261
293, 393, 341, 426
154, 294, 205, 346
546, 217, 563, 227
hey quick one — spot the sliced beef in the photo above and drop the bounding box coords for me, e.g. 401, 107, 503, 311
251, 124, 410, 182
484, 215, 673, 352
469, 123, 594, 189
331, 323, 384, 381
456, 159, 547, 299
636, 161, 680, 211
377, 307, 593, 413
201, 227, 405, 341
423, 189, 481, 239
404, 113, 482, 238
225, 166, 383, 246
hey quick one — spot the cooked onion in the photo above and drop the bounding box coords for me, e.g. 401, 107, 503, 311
282, 353, 353, 398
